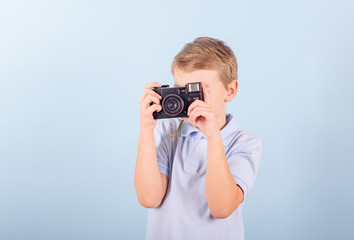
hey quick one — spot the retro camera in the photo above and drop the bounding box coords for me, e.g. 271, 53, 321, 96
151, 82, 204, 119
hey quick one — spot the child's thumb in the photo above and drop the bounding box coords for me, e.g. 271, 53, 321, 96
181, 117, 190, 123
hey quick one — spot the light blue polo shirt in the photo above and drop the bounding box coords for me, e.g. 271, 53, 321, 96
146, 113, 262, 240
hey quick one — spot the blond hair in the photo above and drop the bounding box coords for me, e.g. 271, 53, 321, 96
171, 37, 238, 90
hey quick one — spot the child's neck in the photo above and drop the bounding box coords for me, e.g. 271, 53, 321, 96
218, 114, 227, 131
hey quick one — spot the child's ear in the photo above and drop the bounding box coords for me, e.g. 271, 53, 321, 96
225, 79, 238, 102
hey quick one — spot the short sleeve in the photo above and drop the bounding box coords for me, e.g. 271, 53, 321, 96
153, 120, 171, 179
227, 133, 263, 201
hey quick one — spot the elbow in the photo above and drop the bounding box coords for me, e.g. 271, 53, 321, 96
207, 194, 243, 219
138, 197, 162, 208
210, 209, 233, 219
209, 202, 240, 219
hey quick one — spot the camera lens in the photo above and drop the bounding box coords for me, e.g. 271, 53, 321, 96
168, 101, 177, 110
162, 94, 184, 116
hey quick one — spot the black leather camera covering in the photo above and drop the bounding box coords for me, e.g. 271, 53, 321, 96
151, 82, 204, 119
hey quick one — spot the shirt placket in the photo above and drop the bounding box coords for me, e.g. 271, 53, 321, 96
185, 134, 207, 173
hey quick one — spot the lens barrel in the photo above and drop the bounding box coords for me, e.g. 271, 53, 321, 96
162, 94, 184, 116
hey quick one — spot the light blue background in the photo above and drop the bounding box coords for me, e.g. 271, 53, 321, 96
1, 1, 353, 239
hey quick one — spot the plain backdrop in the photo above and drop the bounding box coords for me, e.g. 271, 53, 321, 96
0, 1, 353, 239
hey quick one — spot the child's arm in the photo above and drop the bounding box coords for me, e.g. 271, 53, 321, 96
134, 82, 168, 208
205, 131, 244, 219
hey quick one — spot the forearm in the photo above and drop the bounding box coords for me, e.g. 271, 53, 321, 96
134, 126, 165, 207
205, 131, 240, 218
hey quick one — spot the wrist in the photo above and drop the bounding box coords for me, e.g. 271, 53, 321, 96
206, 128, 221, 142
139, 123, 155, 134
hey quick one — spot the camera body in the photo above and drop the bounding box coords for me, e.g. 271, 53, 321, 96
151, 82, 204, 119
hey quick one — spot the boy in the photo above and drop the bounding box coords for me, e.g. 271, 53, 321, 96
135, 37, 262, 240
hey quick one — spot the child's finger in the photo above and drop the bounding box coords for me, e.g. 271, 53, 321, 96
144, 82, 161, 89
139, 82, 162, 104
189, 108, 211, 122
146, 103, 162, 115
142, 94, 161, 110
187, 100, 208, 116
139, 88, 162, 104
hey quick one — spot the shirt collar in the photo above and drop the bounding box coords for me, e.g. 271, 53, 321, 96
179, 113, 241, 147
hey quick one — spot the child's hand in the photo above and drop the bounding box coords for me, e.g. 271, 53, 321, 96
181, 82, 219, 139
139, 82, 163, 130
